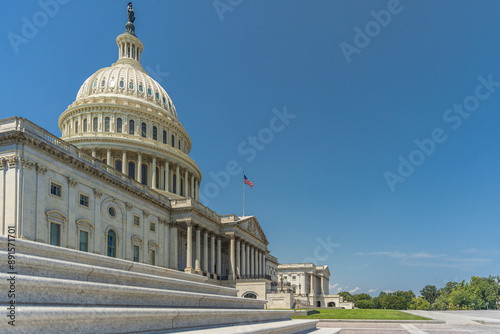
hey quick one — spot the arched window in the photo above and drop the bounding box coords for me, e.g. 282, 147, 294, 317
115, 160, 122, 173
129, 120, 135, 135
178, 140, 181, 149
173, 174, 177, 194
163, 130, 167, 144
75, 120, 79, 134
107, 230, 117, 258
153, 126, 157, 140
93, 117, 98, 132
83, 118, 88, 132
243, 292, 257, 299
141, 122, 147, 138
171, 135, 175, 147
128, 162, 135, 179
104, 117, 110, 132
141, 163, 147, 185
116, 118, 122, 133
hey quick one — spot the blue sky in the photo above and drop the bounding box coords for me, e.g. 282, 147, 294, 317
2, 0, 500, 296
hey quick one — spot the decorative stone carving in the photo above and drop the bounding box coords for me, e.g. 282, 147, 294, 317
36, 163, 47, 175
125, 202, 133, 211
7, 156, 18, 168
142, 210, 150, 217
0, 158, 6, 170
94, 189, 103, 198
21, 157, 35, 169
67, 177, 78, 187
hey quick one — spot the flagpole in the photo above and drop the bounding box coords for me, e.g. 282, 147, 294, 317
243, 171, 245, 217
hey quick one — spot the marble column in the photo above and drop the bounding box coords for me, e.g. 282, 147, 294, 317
175, 165, 180, 194
91, 148, 96, 158
241, 242, 246, 277
169, 222, 178, 270
203, 230, 209, 274
184, 170, 189, 197
190, 175, 195, 198
229, 234, 235, 280
246, 244, 250, 277
310, 274, 315, 296
163, 221, 170, 268
195, 179, 199, 200
210, 234, 216, 277
216, 237, 222, 276
195, 227, 201, 274
164, 161, 169, 192
137, 153, 142, 183
236, 238, 241, 277
122, 150, 127, 175
320, 275, 324, 295
254, 248, 258, 277
185, 222, 193, 273
106, 148, 112, 166
151, 156, 157, 189
250, 246, 254, 277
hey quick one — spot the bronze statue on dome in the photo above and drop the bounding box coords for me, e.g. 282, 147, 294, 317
126, 2, 136, 36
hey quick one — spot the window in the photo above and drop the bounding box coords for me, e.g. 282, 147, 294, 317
108, 206, 116, 217
50, 223, 61, 246
104, 117, 110, 132
173, 174, 177, 194
129, 81, 134, 90
155, 92, 159, 100
141, 122, 147, 138
149, 250, 156, 265
115, 160, 122, 173
171, 135, 175, 147
180, 177, 184, 196
93, 117, 98, 131
243, 292, 257, 299
116, 118, 122, 133
79, 230, 88, 252
162, 96, 166, 105
50, 183, 61, 197
119, 80, 124, 88
110, 78, 115, 87
129, 119, 135, 135
163, 130, 167, 144
133, 245, 140, 262
75, 120, 78, 134
156, 167, 160, 188
292, 276, 296, 280
139, 84, 143, 93
147, 88, 152, 96
133, 216, 140, 226
178, 140, 181, 149
153, 126, 157, 140
128, 162, 135, 179
141, 163, 147, 185
83, 118, 88, 132
93, 81, 97, 88
79, 194, 89, 207
150, 222, 156, 232
107, 230, 116, 257
101, 79, 106, 87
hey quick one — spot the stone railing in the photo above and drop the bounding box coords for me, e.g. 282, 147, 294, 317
172, 197, 221, 222
1, 117, 171, 206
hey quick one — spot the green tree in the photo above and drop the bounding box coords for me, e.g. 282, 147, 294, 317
449, 288, 473, 309
338, 291, 353, 302
409, 297, 431, 310
467, 276, 499, 309
353, 293, 372, 302
432, 294, 450, 310
355, 299, 375, 309
380, 291, 415, 310
420, 285, 439, 305
439, 281, 458, 295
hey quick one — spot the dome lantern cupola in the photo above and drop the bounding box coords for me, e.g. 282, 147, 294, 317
117, 2, 143, 67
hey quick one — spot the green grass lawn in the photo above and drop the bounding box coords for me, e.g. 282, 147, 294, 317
291, 309, 431, 320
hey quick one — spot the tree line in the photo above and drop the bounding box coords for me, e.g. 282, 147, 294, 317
339, 276, 500, 310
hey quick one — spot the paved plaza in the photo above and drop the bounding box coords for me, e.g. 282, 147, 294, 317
315, 311, 500, 333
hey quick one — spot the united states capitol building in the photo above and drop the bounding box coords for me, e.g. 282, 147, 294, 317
0, 4, 352, 332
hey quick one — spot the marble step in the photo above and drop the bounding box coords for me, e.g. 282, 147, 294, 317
2, 306, 300, 334
0, 236, 207, 283
0, 251, 237, 297
0, 274, 266, 309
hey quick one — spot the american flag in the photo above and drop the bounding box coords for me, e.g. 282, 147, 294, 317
244, 174, 253, 188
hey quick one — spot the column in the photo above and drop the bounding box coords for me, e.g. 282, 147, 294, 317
190, 175, 195, 198
246, 244, 250, 277
175, 165, 180, 194
195, 179, 199, 200
151, 156, 157, 189
164, 161, 169, 191
210, 234, 216, 277
310, 274, 315, 296
170, 222, 178, 270
235, 239, 241, 277
229, 234, 235, 280
241, 242, 246, 277
254, 248, 258, 277
91, 148, 96, 158
137, 153, 142, 183
320, 275, 324, 295
163, 221, 170, 268
195, 226, 201, 274
250, 246, 254, 277
106, 148, 112, 166
263, 254, 267, 276
203, 230, 209, 274
216, 237, 221, 276
184, 170, 189, 197
257, 250, 261, 277
122, 150, 128, 175
184, 222, 193, 273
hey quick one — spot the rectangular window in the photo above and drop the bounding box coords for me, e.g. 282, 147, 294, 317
80, 194, 89, 207
50, 183, 61, 197
50, 223, 61, 246
292, 276, 296, 280
149, 250, 156, 265
133, 245, 140, 262
79, 230, 88, 252
133, 216, 140, 226
150, 222, 156, 232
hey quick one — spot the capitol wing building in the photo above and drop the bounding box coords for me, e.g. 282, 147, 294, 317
0, 5, 352, 333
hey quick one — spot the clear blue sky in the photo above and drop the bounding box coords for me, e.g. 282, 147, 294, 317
2, 0, 500, 296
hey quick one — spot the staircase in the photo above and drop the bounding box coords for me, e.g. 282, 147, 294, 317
0, 236, 318, 333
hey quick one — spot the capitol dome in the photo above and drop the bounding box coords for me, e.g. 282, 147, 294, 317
58, 13, 201, 200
